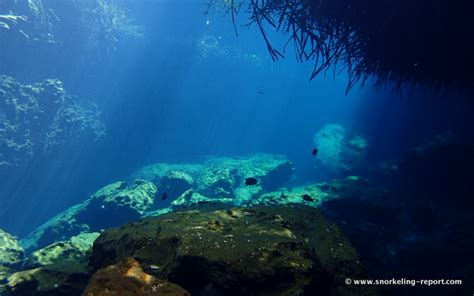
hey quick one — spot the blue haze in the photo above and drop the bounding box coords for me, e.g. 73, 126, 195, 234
1, 0, 473, 237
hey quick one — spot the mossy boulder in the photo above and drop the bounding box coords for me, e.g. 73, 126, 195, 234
0, 229, 24, 267
3, 260, 91, 296
25, 233, 100, 269
0, 230, 23, 293
3, 232, 99, 295
0, 264, 14, 285
89, 205, 376, 296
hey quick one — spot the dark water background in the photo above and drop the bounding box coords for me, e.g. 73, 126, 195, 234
1, 0, 473, 238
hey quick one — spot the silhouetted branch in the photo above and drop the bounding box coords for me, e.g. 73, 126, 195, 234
221, 0, 474, 92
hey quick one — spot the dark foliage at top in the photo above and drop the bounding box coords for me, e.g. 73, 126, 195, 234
214, 0, 474, 92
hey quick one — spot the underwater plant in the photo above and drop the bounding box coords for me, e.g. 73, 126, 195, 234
210, 0, 474, 92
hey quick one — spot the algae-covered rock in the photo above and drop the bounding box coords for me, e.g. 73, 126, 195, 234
3, 233, 98, 295
89, 180, 156, 215
0, 264, 14, 284
22, 181, 157, 252
4, 260, 91, 296
134, 163, 203, 183
76, 180, 157, 230
153, 170, 194, 208
26, 232, 100, 268
313, 124, 368, 175
196, 164, 237, 198
10, 153, 295, 255
200, 154, 294, 193
82, 257, 190, 296
0, 75, 105, 169
254, 185, 327, 206
0, 230, 20, 293
21, 204, 92, 254
252, 176, 374, 207
90, 205, 376, 296
0, 229, 24, 267
134, 154, 294, 206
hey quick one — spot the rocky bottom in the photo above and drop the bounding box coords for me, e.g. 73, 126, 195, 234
1, 205, 377, 296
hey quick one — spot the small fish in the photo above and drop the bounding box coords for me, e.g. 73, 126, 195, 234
302, 194, 314, 202
161, 192, 168, 200
245, 177, 258, 186
312, 148, 318, 156
257, 91, 264, 95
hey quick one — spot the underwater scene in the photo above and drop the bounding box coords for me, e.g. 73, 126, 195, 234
1, 0, 473, 295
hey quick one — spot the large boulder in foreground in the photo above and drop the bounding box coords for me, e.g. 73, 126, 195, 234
89, 205, 376, 296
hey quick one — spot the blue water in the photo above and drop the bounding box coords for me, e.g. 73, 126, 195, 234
1, 0, 473, 244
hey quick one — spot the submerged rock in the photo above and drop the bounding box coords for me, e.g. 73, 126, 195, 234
22, 181, 157, 252
25, 233, 100, 269
82, 257, 190, 296
134, 163, 203, 183
0, 229, 24, 293
313, 124, 368, 175
0, 264, 14, 285
21, 204, 91, 254
154, 170, 194, 206
122, 154, 296, 211
22, 154, 293, 251
252, 176, 374, 207
0, 229, 24, 267
3, 233, 98, 295
196, 164, 237, 199
3, 260, 91, 296
89, 205, 376, 296
76, 181, 157, 231
0, 75, 105, 169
